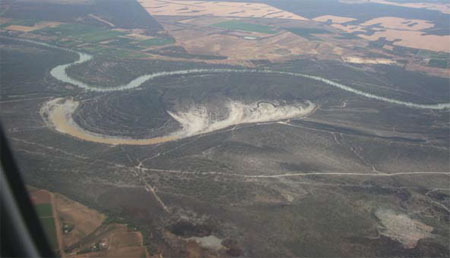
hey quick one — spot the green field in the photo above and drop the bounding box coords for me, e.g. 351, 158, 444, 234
80, 45, 142, 58
38, 23, 101, 35
138, 37, 174, 47
211, 21, 277, 34
80, 30, 124, 42
428, 59, 449, 69
33, 202, 58, 250
39, 217, 58, 250
34, 203, 53, 217
285, 27, 329, 39
38, 23, 125, 42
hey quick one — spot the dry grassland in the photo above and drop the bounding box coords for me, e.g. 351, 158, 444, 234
4, 21, 61, 32
360, 17, 434, 31
328, 17, 449, 52
138, 0, 308, 20
360, 30, 450, 52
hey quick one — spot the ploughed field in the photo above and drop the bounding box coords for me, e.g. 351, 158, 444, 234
1, 36, 449, 257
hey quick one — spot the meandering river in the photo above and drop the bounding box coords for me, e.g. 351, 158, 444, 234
4, 36, 449, 145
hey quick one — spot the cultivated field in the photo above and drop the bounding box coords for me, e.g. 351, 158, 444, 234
54, 193, 106, 248
164, 25, 319, 61
28, 187, 149, 257
211, 20, 277, 34
138, 0, 308, 20
318, 16, 450, 53
69, 224, 149, 258
360, 30, 450, 53
3, 21, 61, 32
360, 17, 434, 31
29, 189, 61, 253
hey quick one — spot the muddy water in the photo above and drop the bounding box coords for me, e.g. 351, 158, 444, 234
41, 98, 178, 145
41, 98, 314, 145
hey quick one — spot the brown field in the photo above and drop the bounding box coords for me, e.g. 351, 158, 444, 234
405, 63, 450, 78
141, 0, 448, 74
359, 30, 450, 53
29, 187, 151, 258
148, 13, 343, 63
138, 0, 308, 20
166, 24, 320, 60
4, 21, 61, 32
137, 0, 388, 64
328, 16, 449, 53
313, 15, 356, 24
54, 193, 106, 248
30, 189, 52, 204
29, 189, 64, 255
70, 224, 149, 258
360, 17, 434, 31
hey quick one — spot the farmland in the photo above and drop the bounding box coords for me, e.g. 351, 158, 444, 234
211, 20, 277, 34
29, 189, 59, 252
138, 0, 308, 20
138, 37, 174, 47
39, 217, 58, 250
38, 23, 125, 42
35, 203, 53, 217
29, 187, 150, 257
